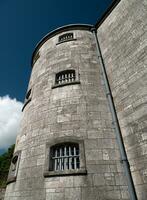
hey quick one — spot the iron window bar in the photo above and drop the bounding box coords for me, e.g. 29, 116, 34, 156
51, 144, 80, 171
56, 70, 76, 85
59, 33, 73, 43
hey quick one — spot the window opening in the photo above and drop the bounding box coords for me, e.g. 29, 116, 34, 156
59, 33, 73, 43
55, 70, 76, 85
50, 143, 80, 171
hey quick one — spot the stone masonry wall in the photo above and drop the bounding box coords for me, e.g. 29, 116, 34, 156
97, 0, 147, 199
5, 28, 129, 200
0, 189, 5, 200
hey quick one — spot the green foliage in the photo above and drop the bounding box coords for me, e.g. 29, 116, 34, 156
0, 144, 15, 188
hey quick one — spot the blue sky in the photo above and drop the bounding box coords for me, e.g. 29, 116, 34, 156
0, 0, 113, 152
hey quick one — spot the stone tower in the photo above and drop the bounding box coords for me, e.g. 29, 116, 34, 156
4, 0, 147, 200
4, 24, 129, 200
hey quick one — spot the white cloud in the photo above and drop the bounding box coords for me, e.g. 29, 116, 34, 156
0, 96, 23, 149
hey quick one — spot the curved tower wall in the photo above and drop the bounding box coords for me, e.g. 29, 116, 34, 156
5, 26, 129, 200
97, 0, 147, 199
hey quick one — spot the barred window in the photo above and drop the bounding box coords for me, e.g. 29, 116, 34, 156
59, 33, 73, 43
55, 70, 76, 85
44, 139, 87, 177
50, 143, 80, 171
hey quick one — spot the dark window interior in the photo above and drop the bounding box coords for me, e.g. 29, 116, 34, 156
59, 33, 73, 43
11, 155, 18, 171
50, 143, 80, 171
55, 70, 76, 85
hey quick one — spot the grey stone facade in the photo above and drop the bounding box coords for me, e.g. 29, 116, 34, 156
0, 189, 5, 200
97, 0, 147, 199
4, 0, 147, 199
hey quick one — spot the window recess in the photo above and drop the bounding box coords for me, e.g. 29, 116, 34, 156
52, 70, 80, 89
50, 143, 80, 171
44, 140, 87, 177
7, 151, 21, 184
57, 33, 76, 45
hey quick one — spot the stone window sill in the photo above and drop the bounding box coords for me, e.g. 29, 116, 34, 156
52, 81, 80, 89
44, 169, 87, 177
6, 177, 16, 185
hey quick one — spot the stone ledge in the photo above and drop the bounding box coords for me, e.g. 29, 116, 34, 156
44, 169, 87, 177
52, 81, 80, 89
6, 176, 16, 185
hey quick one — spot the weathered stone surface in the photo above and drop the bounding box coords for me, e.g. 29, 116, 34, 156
98, 0, 147, 199
0, 188, 5, 200
4, 27, 129, 200
4, 0, 146, 198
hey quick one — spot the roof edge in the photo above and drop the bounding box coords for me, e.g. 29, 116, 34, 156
95, 0, 121, 29
31, 24, 93, 67
31, 0, 122, 68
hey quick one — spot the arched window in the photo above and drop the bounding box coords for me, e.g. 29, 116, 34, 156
50, 143, 80, 171
44, 139, 87, 177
